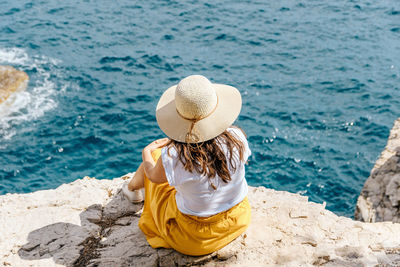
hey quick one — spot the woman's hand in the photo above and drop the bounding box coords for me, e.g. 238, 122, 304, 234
143, 138, 170, 153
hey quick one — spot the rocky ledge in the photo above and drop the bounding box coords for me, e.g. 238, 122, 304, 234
355, 118, 400, 223
0, 65, 28, 104
1, 176, 400, 267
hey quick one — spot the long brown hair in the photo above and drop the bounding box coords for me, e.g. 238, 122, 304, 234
166, 126, 246, 185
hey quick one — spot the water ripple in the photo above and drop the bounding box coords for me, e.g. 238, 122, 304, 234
0, 0, 400, 217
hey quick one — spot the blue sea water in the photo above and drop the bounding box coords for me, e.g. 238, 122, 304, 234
0, 0, 399, 217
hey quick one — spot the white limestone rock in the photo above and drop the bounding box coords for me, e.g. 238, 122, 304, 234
1, 176, 400, 266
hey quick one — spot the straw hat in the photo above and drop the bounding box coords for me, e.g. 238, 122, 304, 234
156, 75, 242, 143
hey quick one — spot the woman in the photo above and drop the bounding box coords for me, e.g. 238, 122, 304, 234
122, 75, 251, 256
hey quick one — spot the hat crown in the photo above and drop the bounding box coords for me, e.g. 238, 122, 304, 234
175, 75, 218, 120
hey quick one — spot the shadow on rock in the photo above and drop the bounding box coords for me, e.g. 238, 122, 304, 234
17, 189, 155, 266
17, 187, 238, 267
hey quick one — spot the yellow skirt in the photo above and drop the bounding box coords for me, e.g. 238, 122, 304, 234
138, 149, 251, 256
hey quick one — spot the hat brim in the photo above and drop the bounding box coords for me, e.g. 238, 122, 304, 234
156, 83, 242, 143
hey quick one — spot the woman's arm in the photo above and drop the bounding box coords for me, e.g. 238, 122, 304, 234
142, 138, 169, 184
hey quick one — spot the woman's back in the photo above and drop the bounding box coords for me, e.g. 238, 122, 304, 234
161, 127, 251, 217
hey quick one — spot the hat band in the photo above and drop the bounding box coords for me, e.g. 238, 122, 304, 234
175, 95, 219, 122
175, 96, 219, 143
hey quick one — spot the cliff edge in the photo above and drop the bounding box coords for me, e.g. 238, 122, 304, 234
355, 118, 400, 223
1, 176, 400, 266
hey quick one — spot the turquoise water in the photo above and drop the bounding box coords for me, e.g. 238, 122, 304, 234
0, 0, 399, 217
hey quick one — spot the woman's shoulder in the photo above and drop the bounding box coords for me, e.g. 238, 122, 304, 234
227, 126, 248, 142
227, 126, 251, 160
161, 144, 177, 158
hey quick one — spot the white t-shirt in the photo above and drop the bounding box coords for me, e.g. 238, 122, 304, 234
161, 127, 251, 217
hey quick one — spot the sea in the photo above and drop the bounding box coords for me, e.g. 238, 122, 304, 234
0, 0, 399, 217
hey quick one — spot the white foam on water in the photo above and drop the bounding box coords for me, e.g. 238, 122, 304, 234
0, 47, 60, 140
0, 47, 29, 65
